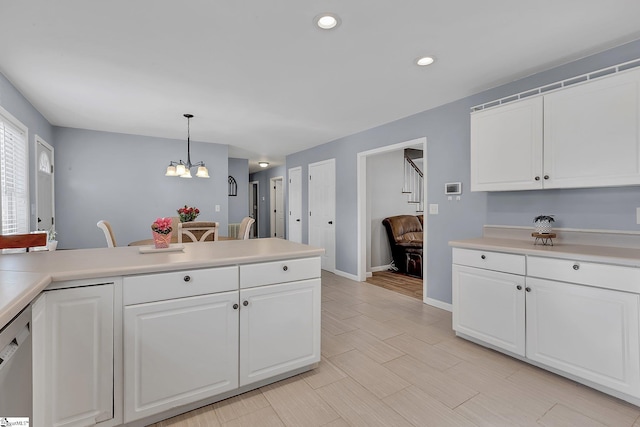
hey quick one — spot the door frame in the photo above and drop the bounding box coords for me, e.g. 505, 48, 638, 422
287, 166, 302, 243
249, 181, 259, 237
357, 137, 433, 306
35, 135, 55, 232
269, 176, 284, 238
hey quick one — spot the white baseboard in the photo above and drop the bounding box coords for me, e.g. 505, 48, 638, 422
333, 269, 361, 282
366, 272, 372, 278
424, 297, 452, 312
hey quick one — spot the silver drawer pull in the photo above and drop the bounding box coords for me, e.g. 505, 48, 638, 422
572, 264, 580, 271
183, 275, 191, 282
480, 255, 486, 260
283, 265, 288, 271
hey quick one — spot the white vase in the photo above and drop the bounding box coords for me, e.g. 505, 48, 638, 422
48, 240, 58, 251
535, 220, 552, 234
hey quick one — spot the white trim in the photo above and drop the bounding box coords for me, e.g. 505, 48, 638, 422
249, 181, 259, 237
0, 104, 29, 233
424, 297, 452, 312
334, 269, 360, 282
356, 137, 428, 304
370, 264, 391, 273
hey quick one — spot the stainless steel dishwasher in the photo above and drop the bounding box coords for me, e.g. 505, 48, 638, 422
0, 306, 32, 418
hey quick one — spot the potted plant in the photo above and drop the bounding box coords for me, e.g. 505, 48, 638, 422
533, 215, 555, 234
151, 217, 173, 249
48, 227, 58, 251
177, 205, 200, 223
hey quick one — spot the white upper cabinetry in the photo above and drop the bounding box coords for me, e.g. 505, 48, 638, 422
471, 67, 640, 191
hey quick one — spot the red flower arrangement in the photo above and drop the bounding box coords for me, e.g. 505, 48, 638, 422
151, 217, 173, 235
177, 205, 200, 222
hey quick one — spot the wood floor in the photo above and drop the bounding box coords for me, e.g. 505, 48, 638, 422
151, 271, 640, 427
366, 270, 423, 300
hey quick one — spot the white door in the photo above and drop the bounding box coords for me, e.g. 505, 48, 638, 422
269, 177, 285, 238
288, 167, 302, 243
36, 137, 54, 232
526, 277, 640, 396
452, 265, 525, 356
123, 291, 239, 422
308, 159, 336, 272
32, 284, 114, 427
239, 279, 321, 387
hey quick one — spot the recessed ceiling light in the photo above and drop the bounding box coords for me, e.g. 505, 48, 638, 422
416, 56, 435, 66
258, 161, 269, 168
315, 13, 340, 30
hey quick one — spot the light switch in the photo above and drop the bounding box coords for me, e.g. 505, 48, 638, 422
429, 204, 439, 215
215, 205, 220, 212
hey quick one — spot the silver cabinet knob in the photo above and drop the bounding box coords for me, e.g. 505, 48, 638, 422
516, 285, 522, 290
544, 175, 549, 180
243, 300, 249, 307
535, 176, 540, 181
481, 255, 486, 260
573, 264, 580, 270
183, 275, 191, 282
525, 287, 532, 292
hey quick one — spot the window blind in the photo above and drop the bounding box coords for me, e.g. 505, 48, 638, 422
0, 115, 28, 235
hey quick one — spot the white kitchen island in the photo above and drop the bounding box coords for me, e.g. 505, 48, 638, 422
0, 238, 323, 427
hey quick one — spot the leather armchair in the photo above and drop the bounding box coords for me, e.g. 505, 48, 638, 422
382, 215, 423, 278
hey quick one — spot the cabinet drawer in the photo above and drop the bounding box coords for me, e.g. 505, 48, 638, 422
240, 257, 321, 289
527, 257, 640, 293
453, 248, 525, 275
123, 266, 238, 305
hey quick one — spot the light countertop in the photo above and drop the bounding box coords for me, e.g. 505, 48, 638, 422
449, 237, 640, 267
0, 238, 324, 330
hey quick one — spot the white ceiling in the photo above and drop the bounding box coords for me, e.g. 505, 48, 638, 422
1, 1, 640, 172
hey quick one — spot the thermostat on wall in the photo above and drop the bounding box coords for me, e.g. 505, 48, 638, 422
445, 182, 462, 195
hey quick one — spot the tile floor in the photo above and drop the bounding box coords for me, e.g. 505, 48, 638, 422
151, 271, 640, 427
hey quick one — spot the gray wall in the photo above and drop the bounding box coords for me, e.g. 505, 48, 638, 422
0, 73, 54, 231
53, 127, 229, 249
287, 38, 640, 305
249, 165, 286, 238
228, 158, 249, 224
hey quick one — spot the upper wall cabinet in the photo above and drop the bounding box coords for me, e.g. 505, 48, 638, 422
471, 67, 640, 192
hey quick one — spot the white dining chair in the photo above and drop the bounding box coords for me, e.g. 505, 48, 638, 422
237, 217, 255, 240
178, 221, 219, 243
97, 220, 117, 248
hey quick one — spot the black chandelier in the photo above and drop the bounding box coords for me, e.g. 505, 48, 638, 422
165, 114, 209, 178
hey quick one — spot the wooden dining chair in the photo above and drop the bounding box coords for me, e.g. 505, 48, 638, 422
0, 233, 47, 252
237, 217, 255, 240
178, 221, 219, 243
97, 220, 117, 248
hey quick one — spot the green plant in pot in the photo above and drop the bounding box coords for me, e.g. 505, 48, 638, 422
534, 215, 555, 234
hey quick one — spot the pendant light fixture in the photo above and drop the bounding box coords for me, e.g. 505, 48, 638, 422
165, 114, 210, 178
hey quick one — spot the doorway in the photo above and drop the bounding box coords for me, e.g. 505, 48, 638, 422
357, 138, 430, 305
288, 167, 302, 243
36, 136, 55, 233
269, 176, 285, 238
308, 159, 336, 272
249, 181, 259, 238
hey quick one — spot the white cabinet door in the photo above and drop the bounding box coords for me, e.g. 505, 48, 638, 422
123, 291, 239, 423
543, 68, 640, 189
526, 277, 640, 397
452, 265, 525, 356
32, 284, 114, 427
240, 279, 321, 386
470, 96, 543, 191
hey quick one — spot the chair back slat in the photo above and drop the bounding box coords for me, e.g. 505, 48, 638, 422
178, 221, 219, 243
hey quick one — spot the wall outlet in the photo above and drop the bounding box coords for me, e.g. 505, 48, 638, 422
215, 204, 221, 212
429, 204, 439, 215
